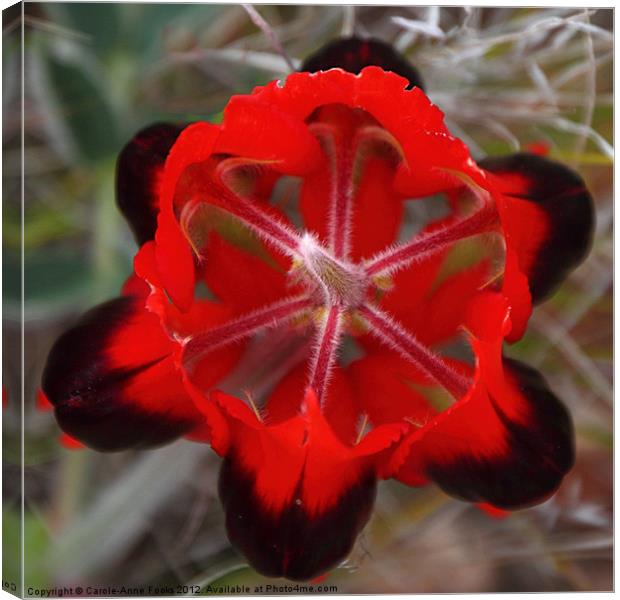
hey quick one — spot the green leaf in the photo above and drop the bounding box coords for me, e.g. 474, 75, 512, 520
3, 509, 52, 589
43, 4, 122, 55
3, 249, 21, 304
24, 245, 93, 302
41, 43, 120, 161
125, 5, 225, 56
2, 508, 21, 590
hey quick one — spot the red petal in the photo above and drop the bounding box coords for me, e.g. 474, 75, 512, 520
133, 240, 247, 391
176, 304, 246, 392
155, 122, 221, 310
370, 220, 489, 347
36, 389, 52, 411
394, 165, 467, 199
350, 158, 403, 260
412, 259, 490, 346
346, 353, 437, 427
254, 68, 439, 135
419, 357, 573, 508
41, 296, 209, 451
133, 240, 163, 288
392, 293, 574, 508
159, 122, 221, 212
116, 123, 186, 245
524, 141, 551, 156
155, 114, 309, 309
253, 69, 472, 196
179, 378, 231, 454
60, 433, 85, 450
215, 389, 404, 580
357, 247, 445, 354
265, 362, 360, 444
477, 503, 510, 519
201, 232, 291, 315
383, 238, 446, 310
121, 272, 150, 298
298, 165, 330, 245
154, 210, 196, 312
37, 390, 85, 450
482, 152, 594, 302
298, 103, 403, 259
217, 95, 323, 176
301, 36, 424, 91
501, 248, 533, 343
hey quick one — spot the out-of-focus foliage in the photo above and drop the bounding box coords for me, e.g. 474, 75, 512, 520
3, 4, 612, 593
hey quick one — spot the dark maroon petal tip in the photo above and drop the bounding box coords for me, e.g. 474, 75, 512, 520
301, 36, 424, 91
428, 358, 575, 509
116, 122, 187, 245
42, 296, 201, 452
481, 152, 595, 302
218, 453, 376, 581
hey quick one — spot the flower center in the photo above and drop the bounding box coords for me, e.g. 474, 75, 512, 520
296, 233, 369, 308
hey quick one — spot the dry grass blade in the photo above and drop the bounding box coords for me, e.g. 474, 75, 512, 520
549, 117, 613, 159
242, 4, 295, 72
341, 5, 355, 37
392, 15, 445, 40
47, 444, 205, 580
531, 310, 612, 403
571, 12, 596, 163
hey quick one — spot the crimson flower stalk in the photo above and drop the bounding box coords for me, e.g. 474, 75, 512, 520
41, 37, 593, 580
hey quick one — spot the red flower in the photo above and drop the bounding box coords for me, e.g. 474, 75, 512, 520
42, 37, 593, 580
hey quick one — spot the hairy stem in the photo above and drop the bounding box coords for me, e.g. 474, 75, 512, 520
204, 161, 305, 258
365, 204, 498, 278
183, 295, 313, 365
308, 305, 344, 404
216, 184, 303, 258
310, 124, 356, 261
358, 303, 471, 399
330, 144, 356, 259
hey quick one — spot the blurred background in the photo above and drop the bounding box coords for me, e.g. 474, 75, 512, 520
3, 4, 612, 593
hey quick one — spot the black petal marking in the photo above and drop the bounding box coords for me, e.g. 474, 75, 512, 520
116, 123, 186, 245
219, 453, 376, 581
481, 152, 595, 302
301, 36, 424, 91
427, 358, 575, 509
42, 296, 196, 451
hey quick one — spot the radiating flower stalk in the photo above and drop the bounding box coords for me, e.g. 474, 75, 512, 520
41, 36, 594, 581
